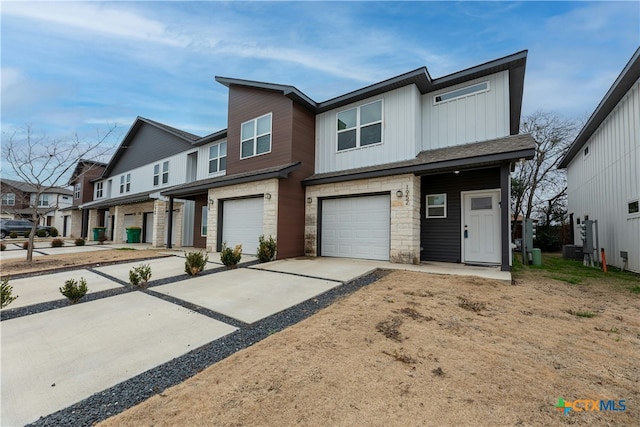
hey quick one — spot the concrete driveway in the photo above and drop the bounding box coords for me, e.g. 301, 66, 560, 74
1, 254, 508, 425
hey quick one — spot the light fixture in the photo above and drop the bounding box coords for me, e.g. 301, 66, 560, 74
264, 193, 271, 200
453, 170, 460, 175
307, 197, 312, 204
396, 190, 403, 197
208, 198, 215, 206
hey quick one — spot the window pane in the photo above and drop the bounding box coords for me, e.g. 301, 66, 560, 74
360, 123, 382, 146
338, 129, 357, 150
241, 139, 254, 158
219, 156, 226, 171
153, 175, 159, 185
361, 101, 382, 124
337, 108, 356, 130
162, 173, 168, 184
257, 115, 271, 135
428, 207, 445, 217
163, 161, 169, 172
471, 197, 492, 210
256, 134, 271, 154
629, 201, 639, 214
241, 121, 254, 141
209, 145, 218, 158
427, 195, 445, 206
209, 160, 218, 173
220, 142, 227, 156
154, 164, 159, 174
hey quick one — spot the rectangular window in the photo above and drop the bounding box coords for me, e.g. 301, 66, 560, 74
162, 161, 169, 184
209, 142, 227, 174
337, 100, 382, 151
584, 146, 590, 157
241, 113, 272, 159
74, 183, 81, 199
120, 174, 131, 193
629, 200, 639, 216
201, 206, 208, 236
153, 164, 160, 186
471, 196, 493, 210
126, 174, 131, 192
426, 194, 446, 218
95, 182, 103, 199
1, 193, 15, 206
38, 194, 50, 207
434, 81, 489, 104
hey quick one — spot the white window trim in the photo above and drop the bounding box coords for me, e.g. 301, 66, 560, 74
2, 193, 15, 206
38, 194, 50, 207
120, 174, 131, 194
425, 193, 447, 218
74, 183, 81, 199
433, 81, 490, 105
153, 164, 160, 186
628, 197, 640, 219
336, 99, 384, 153
162, 161, 169, 184
240, 113, 272, 159
208, 141, 227, 175
95, 182, 103, 199
583, 145, 590, 159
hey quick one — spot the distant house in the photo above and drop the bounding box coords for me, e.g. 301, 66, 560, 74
0, 178, 73, 231
82, 50, 535, 270
559, 47, 640, 273
61, 160, 108, 238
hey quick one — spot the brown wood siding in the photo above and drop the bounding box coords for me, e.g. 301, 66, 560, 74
193, 194, 207, 248
72, 164, 106, 206
226, 86, 294, 175
420, 168, 501, 262
276, 104, 316, 258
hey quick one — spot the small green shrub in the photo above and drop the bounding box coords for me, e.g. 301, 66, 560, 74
257, 235, 277, 263
9, 231, 18, 238
50, 227, 59, 237
185, 250, 209, 276
59, 277, 88, 304
0, 243, 6, 251
1, 277, 18, 308
220, 242, 242, 268
24, 230, 30, 238
36, 229, 47, 238
51, 239, 64, 248
74, 238, 85, 246
129, 264, 152, 288
631, 285, 640, 294
567, 309, 596, 318
22, 242, 30, 250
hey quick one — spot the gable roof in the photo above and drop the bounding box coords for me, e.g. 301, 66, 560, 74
101, 116, 202, 178
559, 47, 640, 168
1, 178, 73, 195
68, 159, 108, 185
216, 50, 527, 135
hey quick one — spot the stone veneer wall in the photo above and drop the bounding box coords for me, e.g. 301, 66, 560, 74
69, 210, 83, 238
304, 173, 421, 264
206, 179, 279, 252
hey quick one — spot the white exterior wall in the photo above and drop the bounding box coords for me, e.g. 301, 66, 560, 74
422, 71, 510, 150
315, 85, 422, 174
566, 78, 640, 273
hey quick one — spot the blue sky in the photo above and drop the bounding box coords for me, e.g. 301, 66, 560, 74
1, 1, 639, 150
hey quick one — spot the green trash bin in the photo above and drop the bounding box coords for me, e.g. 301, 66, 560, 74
125, 227, 141, 243
92, 227, 106, 241
531, 248, 542, 266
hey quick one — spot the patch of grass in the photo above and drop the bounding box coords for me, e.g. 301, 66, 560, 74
116, 247, 136, 251
549, 275, 582, 285
376, 317, 404, 342
398, 307, 434, 321
630, 285, 640, 294
457, 297, 486, 313
567, 309, 596, 318
382, 349, 417, 364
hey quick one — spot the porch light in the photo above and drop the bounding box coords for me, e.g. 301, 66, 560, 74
264, 193, 271, 200
453, 170, 460, 175
208, 198, 215, 206
396, 190, 403, 197
307, 197, 312, 204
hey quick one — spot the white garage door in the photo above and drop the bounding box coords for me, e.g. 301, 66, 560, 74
222, 197, 264, 255
321, 195, 390, 261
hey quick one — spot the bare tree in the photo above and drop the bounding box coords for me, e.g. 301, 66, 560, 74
2, 124, 115, 261
511, 111, 577, 240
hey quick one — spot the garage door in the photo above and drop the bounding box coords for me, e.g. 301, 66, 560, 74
321, 195, 390, 261
222, 197, 264, 255
123, 214, 135, 242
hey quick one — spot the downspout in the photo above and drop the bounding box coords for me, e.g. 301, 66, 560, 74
167, 196, 174, 249
500, 163, 511, 272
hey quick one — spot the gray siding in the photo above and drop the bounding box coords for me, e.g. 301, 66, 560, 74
421, 168, 500, 262
110, 124, 194, 176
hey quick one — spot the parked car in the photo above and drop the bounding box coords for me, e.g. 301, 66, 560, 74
0, 219, 53, 239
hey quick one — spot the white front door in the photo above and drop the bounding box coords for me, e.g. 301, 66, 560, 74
144, 213, 154, 243
123, 214, 135, 242
463, 190, 501, 264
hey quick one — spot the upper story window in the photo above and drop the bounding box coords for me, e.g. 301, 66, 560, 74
629, 199, 639, 217
209, 142, 227, 174
153, 161, 169, 186
425, 194, 447, 218
583, 146, 590, 157
38, 194, 50, 207
337, 100, 382, 151
74, 183, 81, 199
95, 182, 104, 199
120, 174, 131, 194
434, 81, 489, 104
241, 113, 272, 159
1, 193, 15, 206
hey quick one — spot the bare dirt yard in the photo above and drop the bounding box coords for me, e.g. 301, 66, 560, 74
97, 255, 639, 426
1, 247, 168, 276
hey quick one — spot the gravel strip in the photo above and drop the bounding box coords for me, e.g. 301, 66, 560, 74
26, 269, 389, 427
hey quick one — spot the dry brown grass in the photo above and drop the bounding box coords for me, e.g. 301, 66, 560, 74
98, 268, 640, 426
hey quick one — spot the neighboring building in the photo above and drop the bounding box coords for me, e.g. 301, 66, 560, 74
84, 50, 535, 270
559, 47, 640, 273
0, 178, 73, 230
61, 159, 108, 238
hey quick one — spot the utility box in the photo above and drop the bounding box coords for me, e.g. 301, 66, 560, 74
524, 218, 536, 252
580, 220, 594, 253
562, 244, 583, 261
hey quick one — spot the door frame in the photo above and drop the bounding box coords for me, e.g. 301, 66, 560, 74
460, 189, 501, 265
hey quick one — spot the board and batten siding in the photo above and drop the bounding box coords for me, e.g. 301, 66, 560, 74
315, 85, 422, 174
422, 71, 510, 150
566, 78, 640, 273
